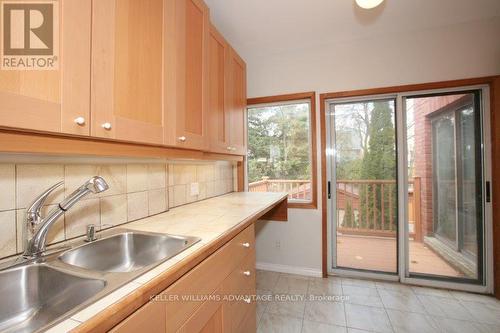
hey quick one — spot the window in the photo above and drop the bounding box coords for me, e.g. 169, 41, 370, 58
247, 92, 317, 208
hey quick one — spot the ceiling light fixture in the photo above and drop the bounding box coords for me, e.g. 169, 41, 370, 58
355, 0, 384, 9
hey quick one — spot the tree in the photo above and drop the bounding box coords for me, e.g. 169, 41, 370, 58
247, 103, 311, 183
344, 201, 354, 228
359, 101, 397, 230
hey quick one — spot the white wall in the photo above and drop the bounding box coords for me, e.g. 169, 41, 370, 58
251, 18, 500, 276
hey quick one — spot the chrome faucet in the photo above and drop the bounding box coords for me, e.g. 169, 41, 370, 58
23, 176, 109, 259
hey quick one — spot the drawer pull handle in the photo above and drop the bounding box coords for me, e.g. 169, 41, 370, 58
74, 116, 86, 126
178, 136, 187, 142
102, 122, 112, 130
242, 242, 250, 248
243, 270, 251, 276
244, 297, 251, 304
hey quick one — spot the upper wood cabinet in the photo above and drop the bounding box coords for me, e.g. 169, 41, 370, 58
0, 0, 247, 157
91, 0, 165, 144
227, 47, 247, 155
208, 26, 247, 156
165, 0, 210, 150
0, 0, 92, 136
208, 25, 231, 154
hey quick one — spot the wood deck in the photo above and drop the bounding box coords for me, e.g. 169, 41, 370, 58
336, 235, 463, 277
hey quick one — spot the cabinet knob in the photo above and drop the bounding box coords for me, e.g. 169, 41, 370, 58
243, 270, 251, 276
227, 146, 232, 151
231, 147, 237, 151
102, 122, 112, 130
242, 242, 250, 248
244, 297, 251, 304
178, 136, 187, 142
74, 116, 86, 126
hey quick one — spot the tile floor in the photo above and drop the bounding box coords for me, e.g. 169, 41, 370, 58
256, 270, 500, 333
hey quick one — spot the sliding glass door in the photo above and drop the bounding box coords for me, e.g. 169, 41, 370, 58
404, 90, 484, 283
330, 97, 398, 274
326, 86, 491, 290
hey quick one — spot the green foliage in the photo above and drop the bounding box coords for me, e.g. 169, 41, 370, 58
336, 159, 362, 180
359, 101, 397, 230
344, 201, 354, 228
360, 101, 396, 181
247, 103, 311, 183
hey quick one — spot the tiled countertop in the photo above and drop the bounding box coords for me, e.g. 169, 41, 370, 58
45, 192, 287, 333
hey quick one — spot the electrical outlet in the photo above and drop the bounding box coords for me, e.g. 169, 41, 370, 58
190, 182, 199, 196
275, 241, 280, 249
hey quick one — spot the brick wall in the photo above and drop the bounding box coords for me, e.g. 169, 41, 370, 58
412, 94, 464, 237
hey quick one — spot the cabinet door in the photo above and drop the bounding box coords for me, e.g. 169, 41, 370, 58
227, 48, 247, 155
177, 287, 230, 333
109, 300, 166, 333
208, 24, 231, 154
167, 0, 209, 150
0, 0, 91, 135
91, 0, 164, 144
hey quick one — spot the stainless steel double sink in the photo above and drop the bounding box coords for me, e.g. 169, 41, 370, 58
0, 229, 200, 333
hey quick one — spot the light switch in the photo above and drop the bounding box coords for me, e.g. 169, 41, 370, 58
190, 182, 199, 196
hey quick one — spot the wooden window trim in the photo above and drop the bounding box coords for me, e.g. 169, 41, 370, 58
319, 76, 500, 284
247, 92, 317, 209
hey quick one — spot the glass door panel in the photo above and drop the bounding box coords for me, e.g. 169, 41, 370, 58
459, 106, 479, 257
405, 91, 483, 282
432, 113, 458, 246
331, 98, 398, 273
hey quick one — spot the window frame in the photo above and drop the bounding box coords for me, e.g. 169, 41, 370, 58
247, 91, 317, 209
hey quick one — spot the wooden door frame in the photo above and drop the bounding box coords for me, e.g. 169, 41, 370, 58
319, 76, 500, 298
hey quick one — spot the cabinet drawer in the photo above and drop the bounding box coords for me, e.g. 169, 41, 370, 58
109, 300, 165, 333
223, 249, 256, 331
224, 249, 256, 296
226, 223, 255, 267
164, 224, 254, 332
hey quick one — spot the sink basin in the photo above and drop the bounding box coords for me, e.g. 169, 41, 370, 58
0, 264, 106, 333
59, 231, 200, 273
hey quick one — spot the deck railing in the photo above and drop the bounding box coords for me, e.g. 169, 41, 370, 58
248, 177, 422, 241
248, 177, 311, 200
336, 178, 422, 240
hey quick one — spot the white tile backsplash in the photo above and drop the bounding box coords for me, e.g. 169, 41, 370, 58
98, 164, 126, 196
16, 164, 64, 208
0, 159, 235, 259
148, 164, 166, 190
148, 188, 167, 215
127, 191, 149, 221
126, 164, 149, 193
100, 194, 127, 227
0, 164, 15, 211
0, 210, 16, 257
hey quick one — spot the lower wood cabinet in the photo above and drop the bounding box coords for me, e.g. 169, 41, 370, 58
109, 300, 166, 333
177, 285, 229, 333
109, 224, 256, 333
236, 305, 257, 333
